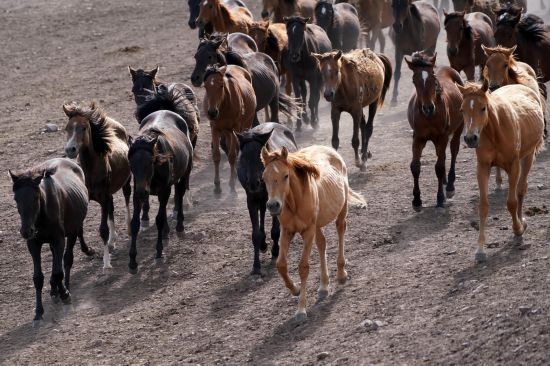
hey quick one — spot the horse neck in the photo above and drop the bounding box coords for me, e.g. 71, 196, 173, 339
212, 4, 230, 31
79, 141, 108, 184
38, 178, 60, 228
482, 98, 505, 149
281, 168, 304, 218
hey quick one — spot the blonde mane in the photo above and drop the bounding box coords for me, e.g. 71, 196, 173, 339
263, 149, 320, 180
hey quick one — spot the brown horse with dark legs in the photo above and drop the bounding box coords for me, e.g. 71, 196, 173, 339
312, 49, 392, 172
203, 65, 256, 194
63, 102, 132, 270
390, 0, 440, 105
195, 0, 253, 34
444, 11, 495, 81
458, 82, 544, 263
452, 0, 527, 24
405, 52, 464, 211
261, 0, 315, 23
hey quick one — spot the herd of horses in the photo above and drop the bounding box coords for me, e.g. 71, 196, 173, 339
9, 0, 549, 323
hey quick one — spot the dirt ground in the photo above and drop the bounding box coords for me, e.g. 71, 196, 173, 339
1, 0, 550, 364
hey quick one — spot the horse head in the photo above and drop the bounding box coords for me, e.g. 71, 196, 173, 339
196, 0, 220, 29
482, 45, 517, 91
405, 51, 439, 117
314, 0, 335, 31
457, 82, 490, 148
128, 66, 159, 106
248, 21, 270, 51
203, 65, 227, 119
444, 11, 467, 56
236, 129, 274, 194
284, 16, 310, 63
191, 34, 227, 87
312, 50, 342, 102
391, 0, 412, 33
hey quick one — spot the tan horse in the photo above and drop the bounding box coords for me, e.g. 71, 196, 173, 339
458, 82, 544, 263
196, 0, 253, 34
203, 65, 256, 194
261, 0, 315, 23
261, 145, 365, 320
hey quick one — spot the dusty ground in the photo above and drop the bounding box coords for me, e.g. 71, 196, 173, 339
1, 0, 550, 364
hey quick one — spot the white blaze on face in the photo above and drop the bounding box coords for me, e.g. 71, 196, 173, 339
273, 165, 279, 173
292, 25, 296, 34
210, 79, 214, 86
327, 64, 331, 73
203, 0, 208, 5
421, 71, 428, 87
321, 6, 326, 15
468, 99, 475, 129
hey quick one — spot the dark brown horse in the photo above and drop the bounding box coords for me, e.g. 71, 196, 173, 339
63, 102, 131, 270
203, 65, 257, 193
261, 0, 315, 23
444, 11, 495, 80
405, 52, 464, 211
390, 0, 440, 105
196, 0, 254, 34
314, 0, 360, 52
452, 0, 527, 24
10, 158, 93, 324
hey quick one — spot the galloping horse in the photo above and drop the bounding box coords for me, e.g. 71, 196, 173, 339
63, 102, 131, 270
10, 159, 92, 324
458, 82, 544, 263
314, 0, 360, 52
261, 0, 315, 23
187, 0, 248, 37
203, 65, 256, 193
236, 123, 298, 275
390, 0, 440, 105
261, 145, 365, 321
128, 92, 194, 273
444, 11, 495, 81
405, 52, 464, 210
312, 49, 392, 172
195, 0, 254, 34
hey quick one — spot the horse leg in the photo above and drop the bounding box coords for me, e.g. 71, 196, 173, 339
123, 176, 132, 235
351, 112, 361, 168
247, 196, 265, 275
296, 226, 315, 321
269, 94, 279, 123
211, 127, 222, 194
28, 240, 44, 322
411, 137, 427, 211
225, 131, 238, 193
78, 225, 95, 256
335, 198, 348, 283
63, 234, 77, 291
174, 178, 186, 233
300, 79, 309, 125
360, 102, 377, 172
391, 50, 403, 106
330, 107, 342, 150
446, 130, 461, 198
516, 154, 534, 238
310, 78, 321, 129
464, 65, 475, 82
276, 228, 299, 295
315, 227, 329, 301
51, 236, 70, 304
107, 194, 117, 250
129, 196, 142, 273
155, 189, 171, 259
378, 29, 386, 54
505, 161, 522, 237
271, 215, 280, 261
475, 163, 491, 263
141, 198, 150, 227
434, 138, 448, 210
99, 196, 112, 269
495, 167, 503, 190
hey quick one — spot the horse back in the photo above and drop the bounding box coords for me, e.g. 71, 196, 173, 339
413, 1, 440, 48
224, 65, 257, 129
306, 24, 333, 53
228, 32, 258, 54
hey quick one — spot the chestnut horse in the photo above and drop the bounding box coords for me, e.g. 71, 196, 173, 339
203, 65, 256, 193
405, 52, 464, 211
444, 11, 495, 81
196, 0, 253, 34
261, 145, 366, 321
261, 0, 315, 23
458, 82, 544, 263
390, 0, 440, 105
63, 102, 131, 270
312, 49, 392, 172
187, 0, 248, 37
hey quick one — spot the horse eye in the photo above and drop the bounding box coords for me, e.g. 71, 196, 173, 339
481, 107, 486, 112
504, 64, 509, 68
284, 174, 289, 180
208, 4, 213, 8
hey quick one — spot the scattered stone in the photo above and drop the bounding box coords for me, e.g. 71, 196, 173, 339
487, 242, 500, 248
470, 220, 479, 231
44, 123, 58, 133
90, 339, 103, 348
500, 226, 509, 231
444, 250, 457, 255
519, 306, 531, 316
525, 206, 549, 217
359, 319, 382, 331
374, 320, 386, 327
317, 352, 330, 361
537, 184, 546, 190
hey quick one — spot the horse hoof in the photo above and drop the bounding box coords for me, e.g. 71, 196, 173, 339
412, 204, 422, 212
128, 265, 138, 275
176, 223, 184, 233
102, 264, 113, 274
367, 150, 372, 159
435, 206, 446, 215
32, 319, 42, 328
108, 243, 116, 253
337, 272, 349, 284
294, 310, 307, 323
213, 186, 222, 195
475, 251, 487, 263
51, 295, 60, 304
360, 164, 367, 173
446, 190, 455, 199
85, 248, 96, 257
390, 99, 398, 107
260, 242, 268, 253
317, 288, 329, 301
155, 255, 165, 265
250, 268, 262, 276
141, 220, 149, 228
61, 292, 72, 305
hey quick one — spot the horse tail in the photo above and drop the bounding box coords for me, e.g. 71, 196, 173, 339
376, 53, 392, 108
278, 92, 303, 121
347, 187, 367, 208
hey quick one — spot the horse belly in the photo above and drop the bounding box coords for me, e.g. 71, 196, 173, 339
315, 173, 346, 228
108, 146, 131, 194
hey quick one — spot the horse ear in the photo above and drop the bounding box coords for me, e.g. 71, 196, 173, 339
44, 167, 56, 179
304, 17, 311, 24
443, 9, 448, 17
456, 83, 467, 95
62, 103, 72, 117
128, 66, 137, 80
280, 146, 289, 160
508, 45, 517, 56
261, 146, 270, 165
8, 170, 18, 183
430, 52, 437, 65
32, 174, 43, 186
481, 44, 491, 56
255, 129, 274, 146
335, 50, 342, 60
481, 82, 489, 93
283, 16, 289, 23
149, 66, 159, 79
404, 55, 414, 69
235, 131, 245, 148
458, 11, 466, 18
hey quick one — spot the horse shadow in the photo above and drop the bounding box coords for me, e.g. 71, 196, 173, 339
388, 207, 452, 250
249, 288, 344, 363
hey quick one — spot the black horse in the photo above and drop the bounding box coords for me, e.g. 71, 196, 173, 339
191, 33, 299, 125
10, 158, 93, 324
314, 0, 360, 52
128, 89, 194, 273
236, 123, 298, 275
283, 16, 332, 130
187, 0, 248, 37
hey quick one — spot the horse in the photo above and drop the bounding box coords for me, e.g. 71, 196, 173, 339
203, 65, 256, 193
390, 0, 440, 105
261, 0, 315, 23
314, 0, 360, 52
191, 33, 299, 124
283, 16, 332, 130
128, 98, 194, 273
236, 123, 298, 275
187, 0, 248, 37
443, 11, 495, 81
9, 158, 93, 324
404, 52, 464, 211
261, 145, 366, 321
494, 11, 550, 83
63, 102, 131, 270
195, 0, 253, 34
458, 82, 544, 263
312, 49, 392, 172
452, 0, 526, 23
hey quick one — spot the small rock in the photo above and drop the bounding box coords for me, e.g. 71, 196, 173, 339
317, 352, 330, 361
44, 123, 58, 133
537, 184, 546, 190
444, 250, 457, 255
470, 220, 479, 231
374, 320, 385, 327
487, 242, 500, 248
90, 339, 103, 348
359, 319, 379, 331
519, 306, 531, 316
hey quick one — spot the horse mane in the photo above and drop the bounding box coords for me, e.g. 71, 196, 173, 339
224, 49, 249, 70
203, 65, 223, 82
517, 15, 548, 42
219, 2, 238, 24
63, 102, 115, 155
410, 2, 423, 23
265, 150, 320, 181
409, 51, 435, 67
460, 81, 486, 96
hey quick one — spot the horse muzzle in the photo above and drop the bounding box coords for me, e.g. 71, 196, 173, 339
464, 133, 480, 148
195, 17, 204, 28
20, 226, 37, 240
324, 90, 335, 102
422, 104, 436, 117
207, 108, 219, 119
261, 10, 269, 19
64, 145, 78, 159
266, 199, 282, 216
489, 84, 500, 92
188, 19, 197, 29
447, 47, 458, 56
290, 53, 301, 63
247, 178, 263, 194
191, 73, 203, 88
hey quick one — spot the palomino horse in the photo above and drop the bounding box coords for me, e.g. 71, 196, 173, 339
314, 0, 360, 52
261, 145, 365, 321
10, 158, 92, 323
261, 0, 315, 23
128, 94, 194, 273
236, 123, 298, 275
187, 0, 248, 37
405, 52, 464, 210
283, 16, 332, 130
203, 65, 256, 193
312, 49, 392, 172
458, 82, 544, 263
63, 102, 131, 270
195, 0, 253, 34
444, 11, 495, 81
390, 0, 440, 105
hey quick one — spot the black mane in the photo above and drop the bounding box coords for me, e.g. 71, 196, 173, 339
64, 102, 114, 155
